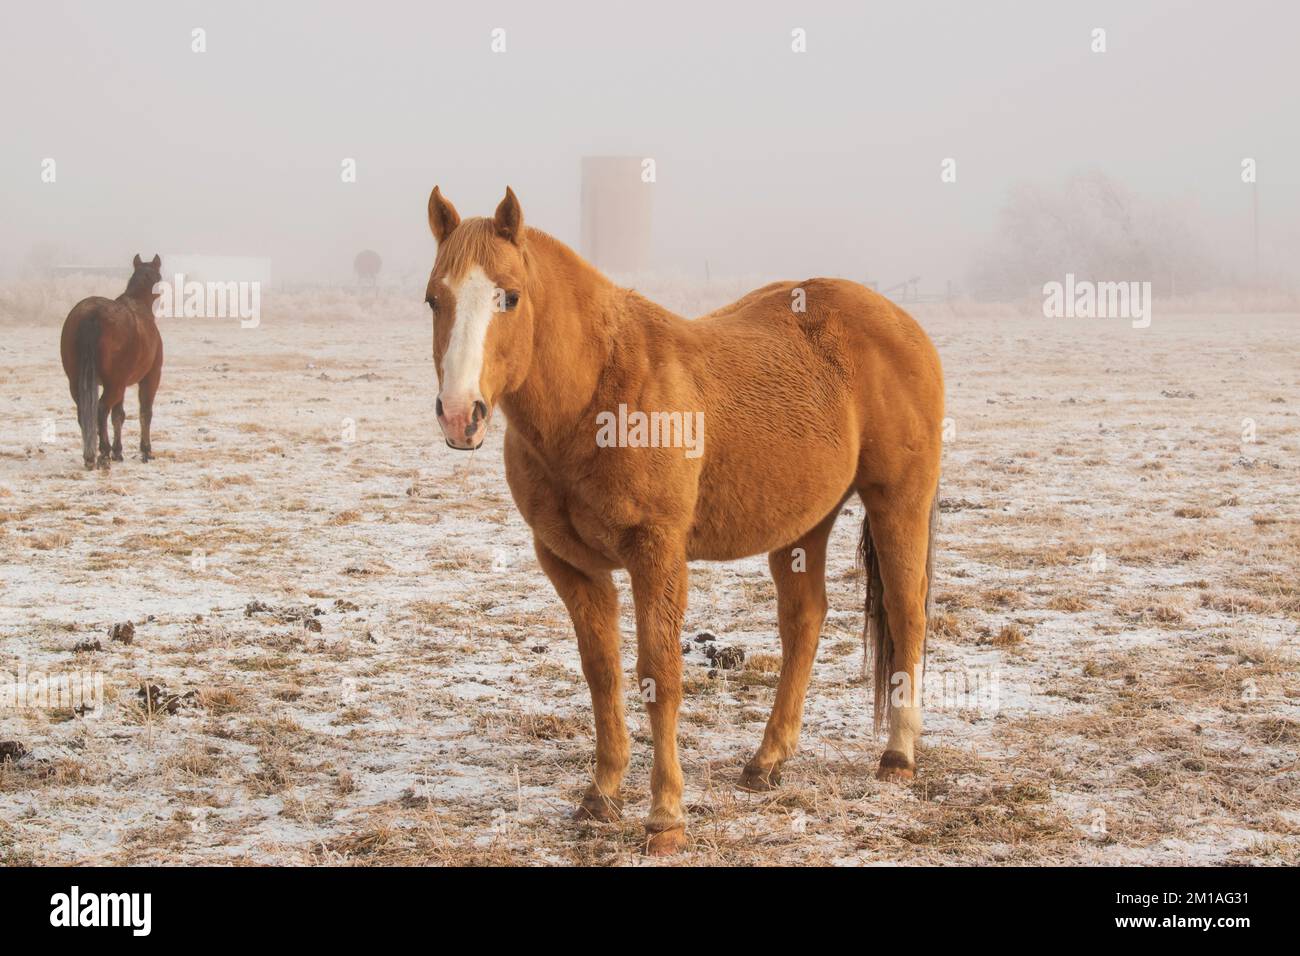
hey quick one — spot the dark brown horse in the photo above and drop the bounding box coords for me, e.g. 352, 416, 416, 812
60, 254, 165, 469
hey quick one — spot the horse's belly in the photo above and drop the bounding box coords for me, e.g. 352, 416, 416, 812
687, 456, 854, 561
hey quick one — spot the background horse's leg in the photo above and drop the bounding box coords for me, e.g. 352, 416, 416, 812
740, 504, 840, 792
139, 365, 161, 461
860, 483, 938, 781
534, 540, 629, 822
95, 386, 117, 467
624, 528, 689, 855
110, 402, 125, 461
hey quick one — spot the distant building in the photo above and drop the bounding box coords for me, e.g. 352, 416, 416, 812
580, 157, 652, 274
52, 256, 272, 286
160, 254, 273, 288
51, 264, 128, 280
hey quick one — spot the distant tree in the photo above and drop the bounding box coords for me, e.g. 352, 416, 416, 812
23, 240, 74, 276
970, 171, 1219, 300
354, 250, 382, 287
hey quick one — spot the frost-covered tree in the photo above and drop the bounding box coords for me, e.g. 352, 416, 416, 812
970, 172, 1219, 300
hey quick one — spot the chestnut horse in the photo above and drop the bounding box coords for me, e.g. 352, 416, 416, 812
426, 187, 943, 854
59, 254, 165, 469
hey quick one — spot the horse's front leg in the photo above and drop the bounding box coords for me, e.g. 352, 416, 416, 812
534, 540, 629, 821
623, 528, 689, 855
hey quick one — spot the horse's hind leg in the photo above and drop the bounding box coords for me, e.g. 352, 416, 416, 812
110, 403, 125, 461
71, 387, 93, 470
96, 385, 125, 468
95, 392, 112, 467
860, 483, 936, 781
740, 504, 839, 792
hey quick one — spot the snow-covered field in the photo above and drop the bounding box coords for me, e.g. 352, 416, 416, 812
0, 281, 1296, 865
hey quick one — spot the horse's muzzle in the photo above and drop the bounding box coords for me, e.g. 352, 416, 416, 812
437, 395, 489, 450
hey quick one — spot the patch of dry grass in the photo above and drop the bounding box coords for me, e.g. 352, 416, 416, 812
2, 301, 1296, 865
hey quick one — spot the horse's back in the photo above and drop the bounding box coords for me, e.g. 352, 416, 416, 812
683, 276, 943, 542
62, 296, 128, 340
60, 296, 160, 389
693, 277, 937, 394
60, 297, 116, 379
702, 277, 925, 342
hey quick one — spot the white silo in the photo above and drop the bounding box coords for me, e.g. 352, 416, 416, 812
580, 156, 652, 275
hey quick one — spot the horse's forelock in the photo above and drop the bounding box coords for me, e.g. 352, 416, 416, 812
435, 218, 511, 284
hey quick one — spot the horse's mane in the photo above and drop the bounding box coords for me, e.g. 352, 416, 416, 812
124, 269, 156, 298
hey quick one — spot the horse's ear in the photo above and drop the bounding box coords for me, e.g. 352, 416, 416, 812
150, 254, 161, 268
428, 186, 460, 244
133, 254, 143, 269
493, 186, 524, 245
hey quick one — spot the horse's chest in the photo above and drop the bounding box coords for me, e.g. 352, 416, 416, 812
543, 489, 621, 565
563, 493, 619, 548
504, 444, 623, 571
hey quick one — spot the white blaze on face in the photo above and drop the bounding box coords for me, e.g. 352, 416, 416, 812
440, 265, 496, 402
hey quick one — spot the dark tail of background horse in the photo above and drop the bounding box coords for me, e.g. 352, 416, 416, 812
76, 315, 101, 468
861, 490, 939, 733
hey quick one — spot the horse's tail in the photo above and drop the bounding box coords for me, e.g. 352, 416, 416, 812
76, 314, 101, 467
861, 487, 939, 734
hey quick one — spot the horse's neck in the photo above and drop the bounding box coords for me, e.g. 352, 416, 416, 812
117, 289, 157, 317
501, 231, 645, 451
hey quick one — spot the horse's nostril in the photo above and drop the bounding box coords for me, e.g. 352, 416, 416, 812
472, 400, 488, 424
435, 397, 444, 418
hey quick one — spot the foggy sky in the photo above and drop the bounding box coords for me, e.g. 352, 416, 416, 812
2, 0, 1297, 290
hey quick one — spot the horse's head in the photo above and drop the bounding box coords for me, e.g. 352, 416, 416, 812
127, 254, 163, 300
425, 186, 533, 451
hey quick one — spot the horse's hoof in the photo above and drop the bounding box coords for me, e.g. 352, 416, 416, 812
573, 792, 623, 823
876, 750, 915, 783
643, 823, 687, 856
111, 450, 123, 462
83, 461, 95, 471
738, 760, 783, 792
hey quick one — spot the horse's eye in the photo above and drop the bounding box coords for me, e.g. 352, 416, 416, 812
503, 292, 520, 310
426, 295, 438, 311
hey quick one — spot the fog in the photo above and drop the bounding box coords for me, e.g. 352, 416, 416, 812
2, 0, 1297, 293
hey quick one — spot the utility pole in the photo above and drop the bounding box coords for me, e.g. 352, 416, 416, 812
1252, 183, 1259, 287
